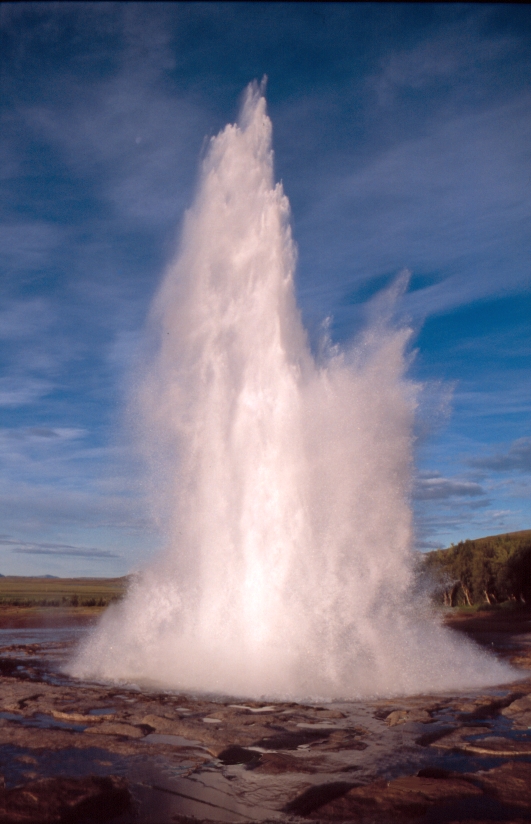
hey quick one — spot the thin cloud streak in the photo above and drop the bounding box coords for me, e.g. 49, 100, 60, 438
414, 475, 486, 501
470, 437, 531, 473
298, 95, 531, 327
0, 537, 120, 559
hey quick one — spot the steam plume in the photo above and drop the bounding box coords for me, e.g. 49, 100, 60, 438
69, 84, 514, 699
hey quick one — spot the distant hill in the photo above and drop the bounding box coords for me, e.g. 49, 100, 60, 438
423, 529, 531, 607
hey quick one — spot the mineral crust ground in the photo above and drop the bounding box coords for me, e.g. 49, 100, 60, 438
0, 606, 530, 823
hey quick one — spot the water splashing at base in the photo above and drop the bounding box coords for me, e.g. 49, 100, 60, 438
69, 84, 514, 700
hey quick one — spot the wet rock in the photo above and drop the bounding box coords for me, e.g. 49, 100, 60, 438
84, 721, 145, 739
473, 760, 531, 808
427, 724, 531, 756
501, 693, 531, 728
502, 693, 531, 714
284, 781, 356, 815
415, 726, 459, 747
316, 729, 368, 752
457, 693, 526, 721
373, 697, 443, 720
451, 695, 499, 714
0, 724, 147, 756
1, 613, 531, 823
14, 757, 37, 767
458, 736, 531, 756
136, 708, 274, 752
511, 651, 531, 669
249, 752, 327, 774
385, 709, 431, 726
50, 711, 105, 725
428, 726, 492, 751
0, 775, 130, 823
306, 773, 483, 821
416, 767, 456, 779
306, 708, 346, 720
140, 714, 183, 734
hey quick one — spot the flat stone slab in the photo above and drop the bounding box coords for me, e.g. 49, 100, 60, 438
303, 762, 531, 821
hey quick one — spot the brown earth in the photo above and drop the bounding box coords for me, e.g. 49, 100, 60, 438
0, 607, 104, 630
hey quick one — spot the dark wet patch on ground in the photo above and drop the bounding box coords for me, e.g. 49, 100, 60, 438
283, 780, 356, 815
0, 774, 131, 823
217, 745, 262, 766
250, 728, 331, 750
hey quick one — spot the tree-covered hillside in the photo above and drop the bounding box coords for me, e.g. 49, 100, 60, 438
423, 530, 531, 607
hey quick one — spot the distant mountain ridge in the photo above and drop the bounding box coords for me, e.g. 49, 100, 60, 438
423, 529, 531, 607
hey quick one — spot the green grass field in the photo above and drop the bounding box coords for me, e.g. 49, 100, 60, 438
0, 576, 128, 608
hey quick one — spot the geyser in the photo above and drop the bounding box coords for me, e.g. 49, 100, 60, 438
70, 84, 514, 699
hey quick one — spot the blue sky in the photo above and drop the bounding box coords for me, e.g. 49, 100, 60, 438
1, 2, 530, 576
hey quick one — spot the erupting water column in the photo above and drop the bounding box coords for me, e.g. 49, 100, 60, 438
70, 84, 513, 699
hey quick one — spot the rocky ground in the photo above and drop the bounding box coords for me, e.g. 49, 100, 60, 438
0, 607, 530, 823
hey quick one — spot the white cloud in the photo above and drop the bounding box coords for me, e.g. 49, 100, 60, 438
414, 473, 486, 501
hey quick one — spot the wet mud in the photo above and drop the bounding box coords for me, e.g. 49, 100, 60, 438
0, 608, 530, 822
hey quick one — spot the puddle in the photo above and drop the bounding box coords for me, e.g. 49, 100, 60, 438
0, 744, 129, 789
296, 722, 340, 729
88, 707, 116, 716
0, 627, 86, 647
142, 733, 206, 748
0, 711, 87, 732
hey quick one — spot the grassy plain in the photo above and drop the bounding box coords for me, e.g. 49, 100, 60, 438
0, 576, 128, 627
0, 576, 128, 607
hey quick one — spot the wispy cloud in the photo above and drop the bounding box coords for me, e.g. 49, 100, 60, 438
0, 537, 120, 559
0, 298, 54, 340
298, 94, 531, 328
414, 474, 486, 501
371, 18, 516, 107
0, 377, 53, 408
470, 437, 531, 472
19, 10, 206, 234
3, 427, 85, 441
0, 472, 147, 530
0, 223, 65, 275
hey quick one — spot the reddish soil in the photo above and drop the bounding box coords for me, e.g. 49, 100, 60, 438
0, 606, 104, 629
